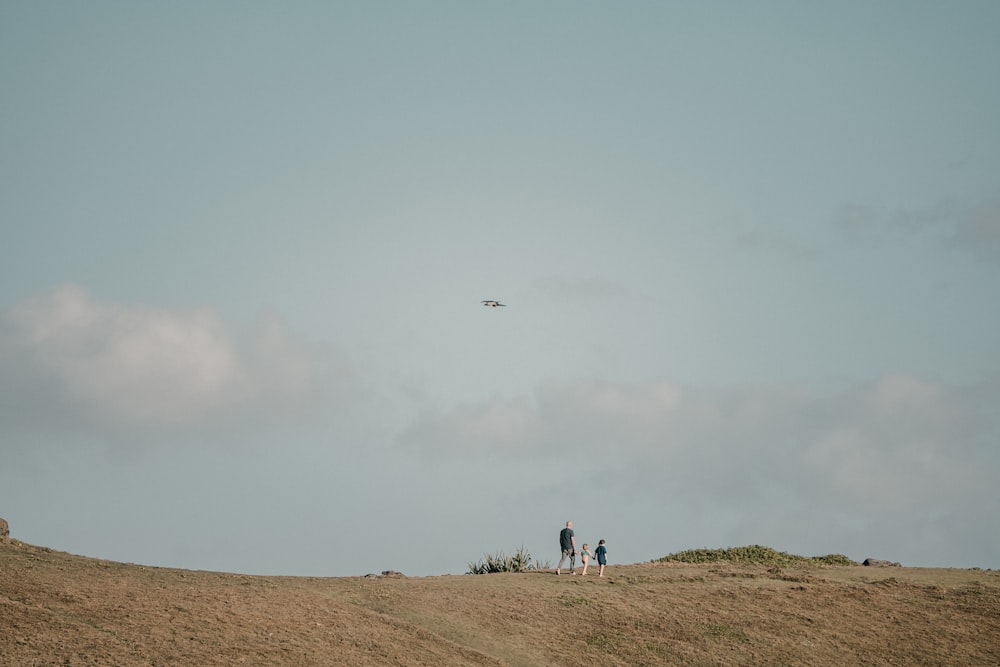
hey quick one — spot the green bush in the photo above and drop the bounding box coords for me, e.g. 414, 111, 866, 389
811, 553, 857, 566
467, 546, 546, 574
655, 545, 858, 566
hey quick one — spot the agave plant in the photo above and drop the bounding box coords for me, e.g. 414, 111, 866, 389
467, 546, 543, 574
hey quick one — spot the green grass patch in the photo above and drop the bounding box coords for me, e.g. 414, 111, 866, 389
655, 545, 858, 566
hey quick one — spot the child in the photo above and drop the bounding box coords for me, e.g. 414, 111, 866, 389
580, 544, 592, 575
594, 539, 608, 577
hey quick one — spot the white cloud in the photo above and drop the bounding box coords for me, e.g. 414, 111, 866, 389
402, 397, 542, 452
401, 373, 997, 515
0, 285, 338, 430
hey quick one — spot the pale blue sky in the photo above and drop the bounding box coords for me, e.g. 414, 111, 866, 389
2, 2, 998, 576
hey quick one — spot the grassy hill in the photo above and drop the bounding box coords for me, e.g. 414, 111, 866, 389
2, 538, 998, 666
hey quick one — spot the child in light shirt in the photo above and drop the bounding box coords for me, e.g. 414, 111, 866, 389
580, 544, 592, 575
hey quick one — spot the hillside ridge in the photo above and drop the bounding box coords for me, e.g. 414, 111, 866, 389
3, 538, 999, 666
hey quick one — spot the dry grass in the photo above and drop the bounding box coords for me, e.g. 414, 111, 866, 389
2, 539, 998, 666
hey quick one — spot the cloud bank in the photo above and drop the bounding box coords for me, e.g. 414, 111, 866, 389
0, 285, 337, 432
400, 374, 1000, 565
834, 196, 1000, 265
404, 374, 998, 505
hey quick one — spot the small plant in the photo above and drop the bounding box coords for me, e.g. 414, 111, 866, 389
466, 546, 544, 574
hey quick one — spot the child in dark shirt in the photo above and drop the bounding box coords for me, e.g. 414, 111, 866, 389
594, 539, 608, 577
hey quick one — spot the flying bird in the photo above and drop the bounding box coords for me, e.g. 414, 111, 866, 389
481, 300, 506, 307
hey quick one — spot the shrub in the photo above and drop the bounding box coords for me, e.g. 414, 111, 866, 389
812, 553, 857, 566
467, 546, 545, 574
655, 545, 858, 566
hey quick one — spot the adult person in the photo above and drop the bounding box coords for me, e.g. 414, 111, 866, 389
556, 520, 576, 575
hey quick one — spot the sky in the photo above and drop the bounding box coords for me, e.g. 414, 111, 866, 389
2, 1, 999, 577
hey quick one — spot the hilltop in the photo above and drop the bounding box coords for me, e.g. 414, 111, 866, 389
2, 538, 998, 666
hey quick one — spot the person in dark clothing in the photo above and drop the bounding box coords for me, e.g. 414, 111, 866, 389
556, 521, 576, 575
594, 539, 608, 577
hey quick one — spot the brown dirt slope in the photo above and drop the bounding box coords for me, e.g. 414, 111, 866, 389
2, 539, 999, 666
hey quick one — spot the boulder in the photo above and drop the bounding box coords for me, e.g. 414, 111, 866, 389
0, 517, 8, 540
863, 558, 901, 567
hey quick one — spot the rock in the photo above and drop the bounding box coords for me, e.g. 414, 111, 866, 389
0, 517, 8, 541
863, 558, 901, 567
